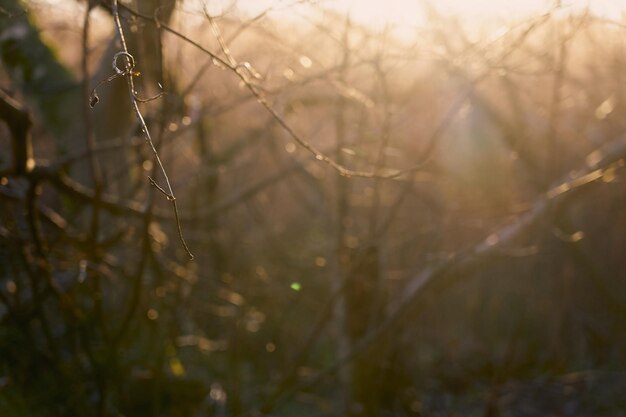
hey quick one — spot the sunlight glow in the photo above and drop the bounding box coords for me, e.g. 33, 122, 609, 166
234, 0, 626, 35
333, 0, 625, 24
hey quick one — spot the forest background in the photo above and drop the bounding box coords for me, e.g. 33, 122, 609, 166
2, 0, 626, 416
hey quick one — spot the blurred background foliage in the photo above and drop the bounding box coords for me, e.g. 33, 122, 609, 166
1, 0, 626, 416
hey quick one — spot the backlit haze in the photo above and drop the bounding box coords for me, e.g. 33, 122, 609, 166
228, 0, 625, 35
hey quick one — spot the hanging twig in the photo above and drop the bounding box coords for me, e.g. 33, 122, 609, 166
107, 0, 193, 259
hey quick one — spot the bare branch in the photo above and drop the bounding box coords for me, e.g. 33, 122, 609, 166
111, 0, 193, 259
119, 3, 432, 180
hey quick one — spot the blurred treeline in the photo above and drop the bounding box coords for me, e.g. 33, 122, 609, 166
1, 0, 626, 416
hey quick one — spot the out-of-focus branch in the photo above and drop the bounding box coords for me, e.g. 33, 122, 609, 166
265, 132, 626, 408
119, 3, 432, 180
0, 89, 33, 176
0, 0, 82, 150
82, 3, 104, 252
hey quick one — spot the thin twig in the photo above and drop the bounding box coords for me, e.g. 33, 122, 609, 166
148, 176, 173, 199
111, 0, 193, 259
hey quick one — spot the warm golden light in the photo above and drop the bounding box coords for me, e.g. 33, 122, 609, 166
236, 0, 625, 33
334, 0, 624, 23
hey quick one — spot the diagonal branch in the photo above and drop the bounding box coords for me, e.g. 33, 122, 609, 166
262, 132, 626, 409
119, 3, 434, 180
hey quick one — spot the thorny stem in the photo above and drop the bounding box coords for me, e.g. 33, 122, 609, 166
111, 0, 193, 260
